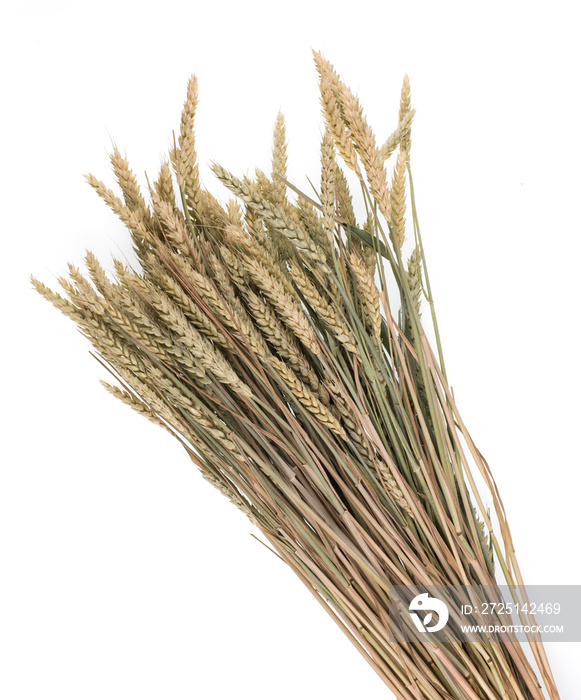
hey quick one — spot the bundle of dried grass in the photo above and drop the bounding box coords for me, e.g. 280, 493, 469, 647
33, 53, 561, 699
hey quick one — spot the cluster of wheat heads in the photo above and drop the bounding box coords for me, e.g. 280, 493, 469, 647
32, 52, 561, 700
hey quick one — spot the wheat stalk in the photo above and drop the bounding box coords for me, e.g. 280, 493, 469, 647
32, 52, 562, 700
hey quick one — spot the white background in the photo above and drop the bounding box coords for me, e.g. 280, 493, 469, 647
1, 1, 580, 698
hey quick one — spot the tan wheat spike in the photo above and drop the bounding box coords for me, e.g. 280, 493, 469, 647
289, 260, 358, 354
109, 350, 241, 463
216, 244, 328, 405
86, 256, 160, 342
101, 381, 172, 431
332, 78, 392, 224
398, 74, 412, 154
295, 197, 330, 260
152, 196, 202, 268
243, 204, 266, 243
160, 386, 242, 458
63, 264, 113, 317
84, 251, 116, 299
243, 287, 326, 399
376, 461, 413, 514
349, 251, 382, 344
271, 111, 288, 205
179, 264, 236, 331
407, 246, 422, 318
109, 145, 153, 229
134, 360, 239, 454
203, 248, 273, 362
154, 161, 177, 208
220, 246, 308, 375
241, 253, 321, 355
139, 286, 247, 395
223, 217, 301, 309
76, 262, 209, 385
320, 130, 337, 239
327, 387, 411, 512
225, 199, 244, 228
334, 163, 356, 227
219, 243, 248, 289
170, 242, 272, 372
133, 256, 228, 356
88, 323, 151, 385
255, 166, 298, 223
69, 309, 180, 414
312, 51, 362, 177
379, 109, 416, 161
85, 174, 152, 258
192, 190, 229, 242
43, 271, 125, 356
142, 254, 227, 347
268, 356, 346, 439
200, 470, 250, 516
109, 372, 249, 511
98, 333, 250, 489
31, 276, 79, 318
360, 211, 377, 277
173, 74, 201, 215
39, 279, 158, 394
200, 189, 228, 221
313, 52, 392, 223
116, 266, 252, 399
240, 169, 324, 266
107, 269, 173, 349
390, 149, 407, 250
254, 168, 305, 263
108, 361, 188, 429
241, 204, 282, 269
